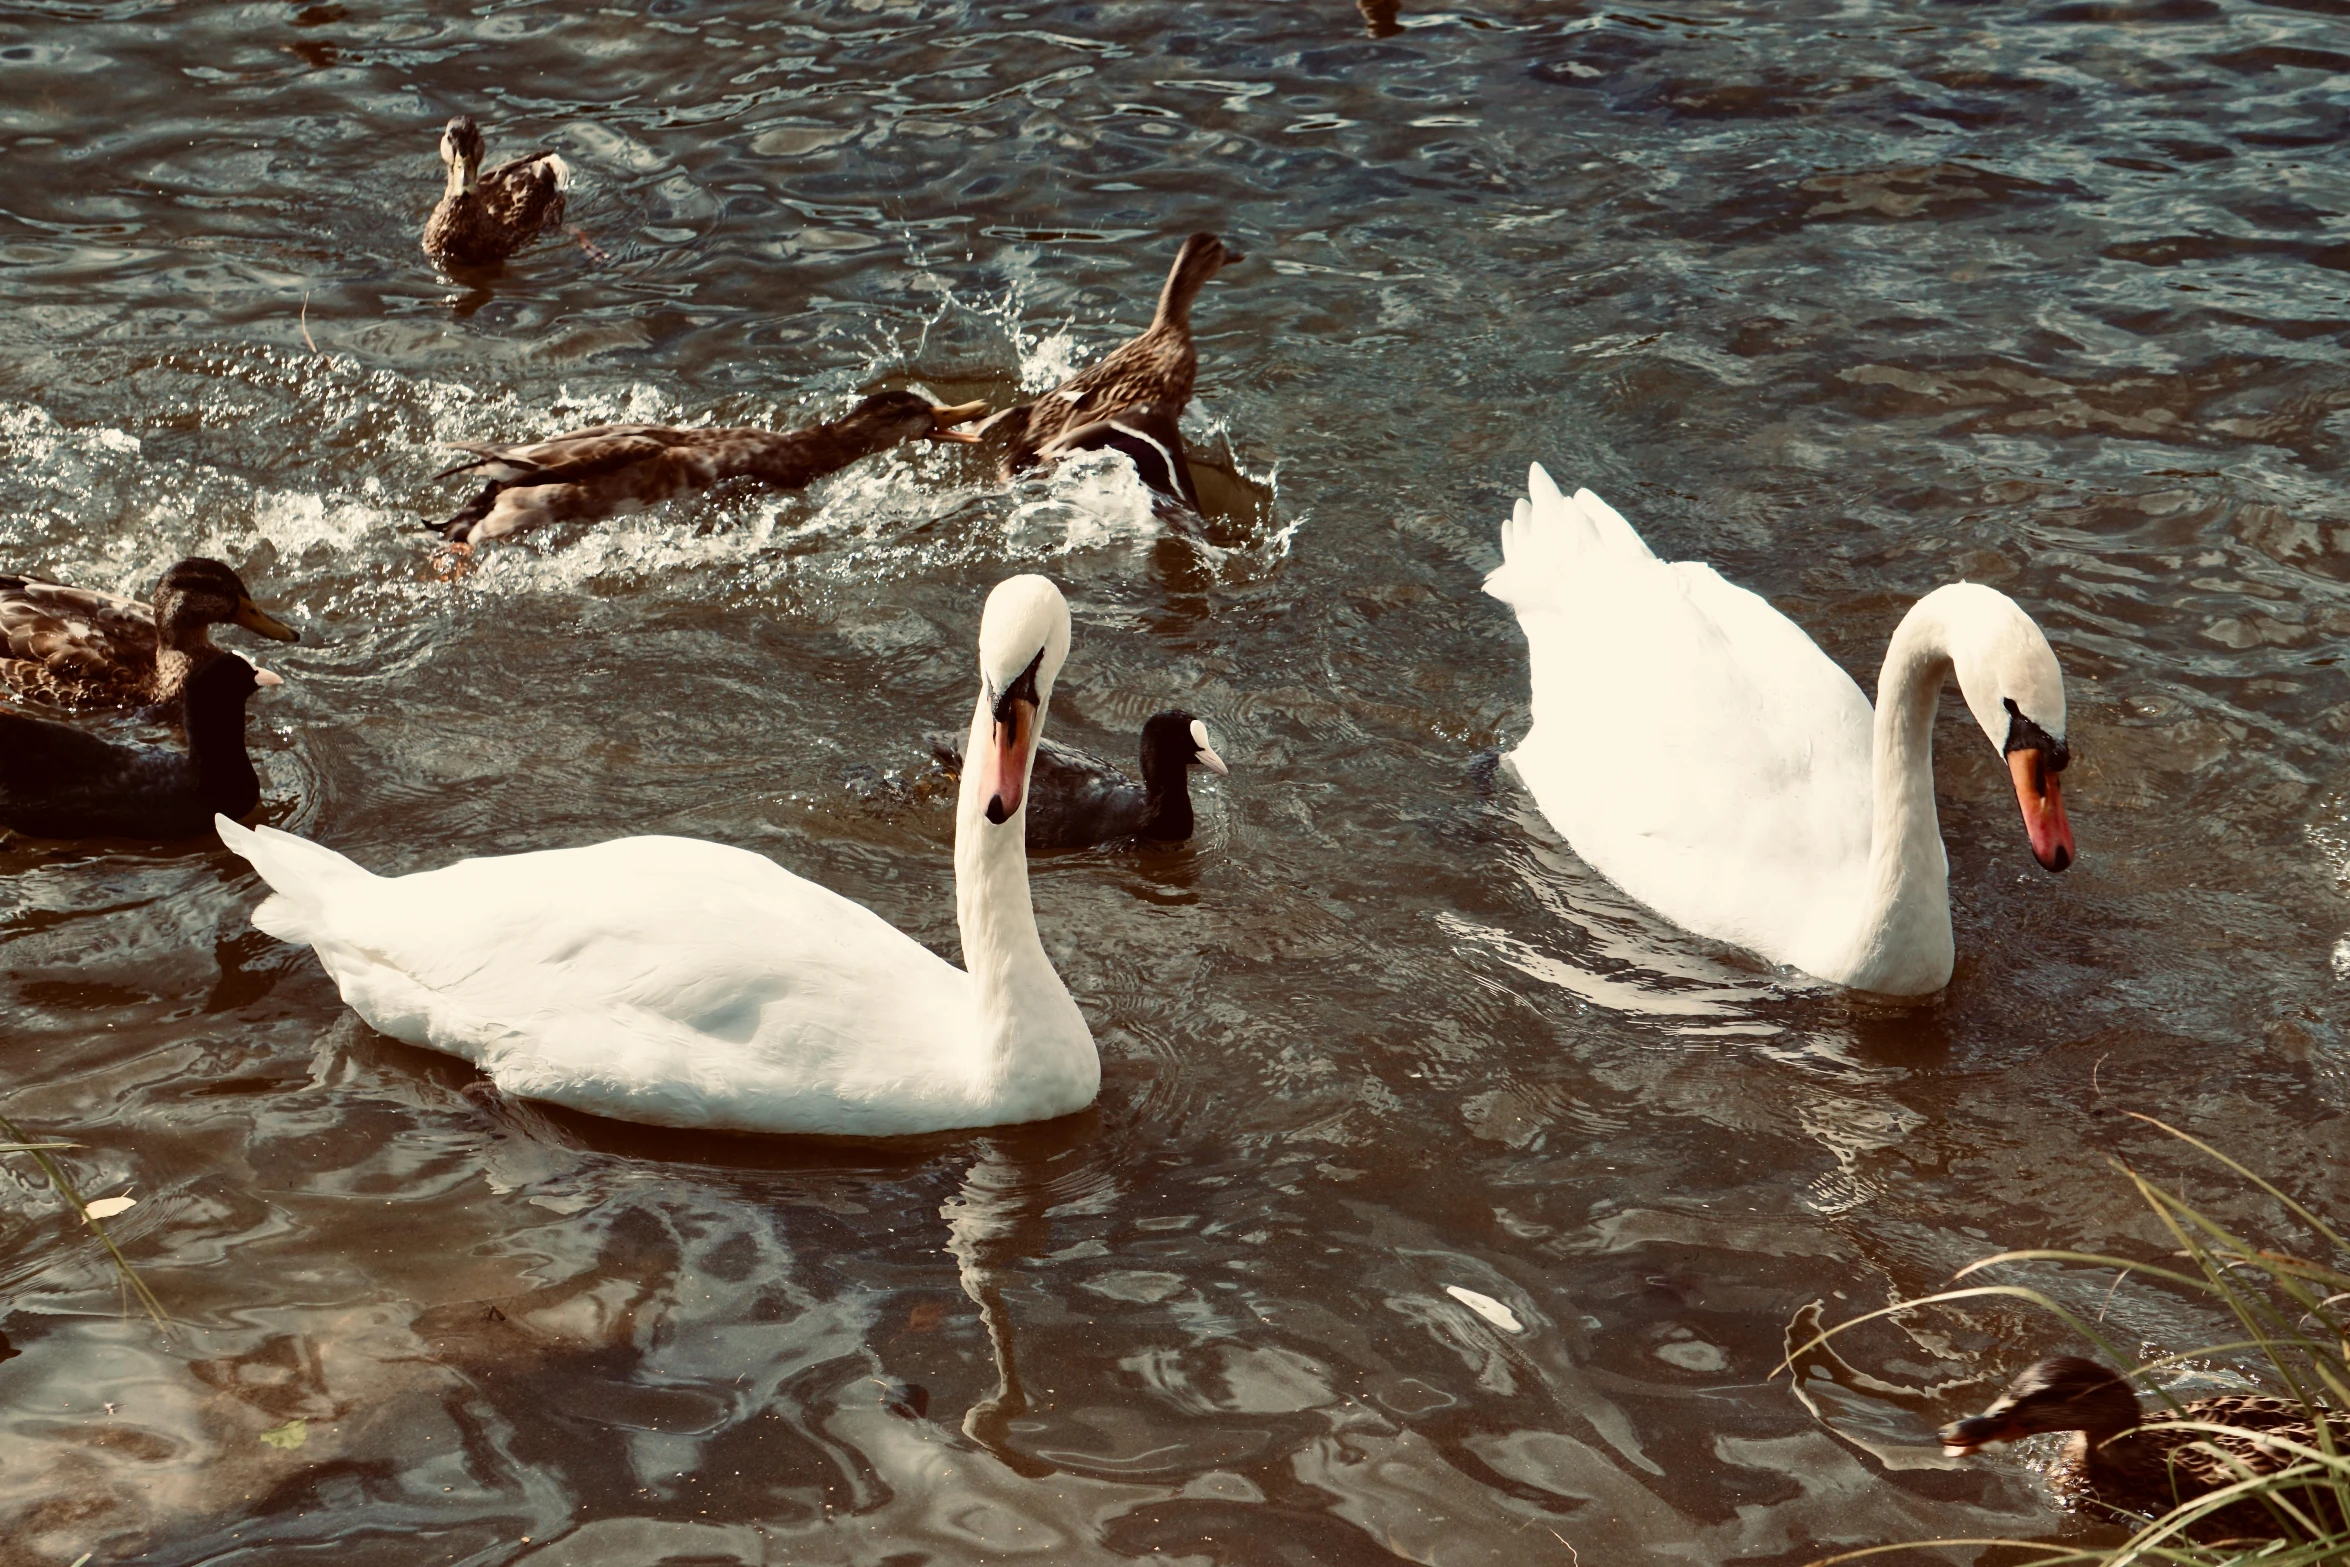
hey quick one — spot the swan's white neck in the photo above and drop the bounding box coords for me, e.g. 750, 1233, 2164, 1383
952, 692, 1097, 1119
1847, 601, 1960, 994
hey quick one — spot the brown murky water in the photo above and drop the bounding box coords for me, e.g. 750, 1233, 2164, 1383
3, 1, 2349, 1562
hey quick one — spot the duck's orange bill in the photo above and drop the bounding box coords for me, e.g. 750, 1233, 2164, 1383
927, 400, 990, 444
979, 698, 1037, 825
2009, 749, 2074, 873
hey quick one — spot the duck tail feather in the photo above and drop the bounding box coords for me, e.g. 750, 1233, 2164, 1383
430, 481, 500, 537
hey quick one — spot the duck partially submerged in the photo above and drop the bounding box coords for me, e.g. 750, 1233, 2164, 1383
430, 390, 991, 548
929, 710, 1227, 850
0, 557, 298, 715
980, 233, 1243, 501
423, 115, 569, 269
1943, 1357, 2350, 1533
0, 653, 283, 839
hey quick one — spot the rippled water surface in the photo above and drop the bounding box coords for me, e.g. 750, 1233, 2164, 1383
4, 0, 2350, 1561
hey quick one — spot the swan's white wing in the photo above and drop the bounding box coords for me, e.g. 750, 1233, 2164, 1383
1488, 466, 1874, 966
220, 822, 979, 1134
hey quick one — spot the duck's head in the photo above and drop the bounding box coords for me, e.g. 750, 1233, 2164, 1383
155, 558, 300, 644
439, 115, 486, 173
838, 390, 992, 447
1941, 1358, 2141, 1454
1936, 582, 2073, 872
1143, 710, 1229, 777
972, 575, 1072, 826
1156, 233, 1246, 325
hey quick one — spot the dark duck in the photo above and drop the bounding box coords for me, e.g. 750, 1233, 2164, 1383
430, 390, 991, 550
931, 710, 1227, 850
1943, 1357, 2350, 1535
0, 557, 298, 715
423, 115, 570, 269
979, 233, 1243, 512
0, 653, 282, 839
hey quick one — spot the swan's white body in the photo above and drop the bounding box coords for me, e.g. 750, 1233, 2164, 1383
1487, 465, 2071, 996
217, 576, 1098, 1135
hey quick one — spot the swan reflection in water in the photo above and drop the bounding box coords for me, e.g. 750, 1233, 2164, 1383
939, 1141, 1056, 1479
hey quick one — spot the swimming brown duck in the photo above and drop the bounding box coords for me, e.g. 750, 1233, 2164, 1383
0, 557, 299, 714
430, 390, 992, 547
979, 233, 1243, 485
1942, 1357, 2350, 1534
423, 115, 569, 269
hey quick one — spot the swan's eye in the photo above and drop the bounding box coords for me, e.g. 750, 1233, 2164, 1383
991, 648, 1045, 724
2001, 698, 2069, 774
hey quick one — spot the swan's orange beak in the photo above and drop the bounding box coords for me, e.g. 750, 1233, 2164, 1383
2009, 749, 2073, 872
979, 696, 1037, 825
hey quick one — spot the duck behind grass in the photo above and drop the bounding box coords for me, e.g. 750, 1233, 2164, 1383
0, 653, 282, 840
1942, 1356, 2350, 1537
0, 557, 298, 715
428, 390, 992, 550
423, 115, 569, 269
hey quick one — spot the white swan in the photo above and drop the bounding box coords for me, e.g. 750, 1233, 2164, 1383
215, 575, 1098, 1135
1486, 465, 2074, 997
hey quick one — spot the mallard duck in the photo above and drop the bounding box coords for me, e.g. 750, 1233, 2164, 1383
980, 233, 1244, 486
928, 709, 1227, 849
423, 115, 570, 269
1942, 1357, 2350, 1531
0, 557, 299, 714
429, 390, 992, 547
217, 576, 1097, 1136
0, 653, 282, 839
1031, 400, 1204, 515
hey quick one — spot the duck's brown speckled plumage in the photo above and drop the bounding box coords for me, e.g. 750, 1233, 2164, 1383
1943, 1357, 2350, 1537
431, 391, 991, 545
423, 116, 569, 269
0, 557, 298, 715
981, 233, 1242, 480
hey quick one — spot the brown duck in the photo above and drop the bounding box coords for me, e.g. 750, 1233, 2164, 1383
1943, 1357, 2350, 1534
979, 232, 1243, 494
430, 390, 992, 548
423, 115, 569, 269
0, 557, 299, 714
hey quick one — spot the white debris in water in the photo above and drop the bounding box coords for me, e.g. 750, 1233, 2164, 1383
1654, 1340, 1727, 1372
82, 1194, 137, 1221
1445, 1285, 1523, 1333
2332, 935, 2350, 980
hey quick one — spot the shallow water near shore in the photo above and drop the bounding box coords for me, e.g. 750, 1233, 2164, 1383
3, 0, 2349, 1562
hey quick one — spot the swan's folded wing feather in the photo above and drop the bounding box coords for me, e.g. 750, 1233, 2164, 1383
1495, 476, 1874, 958
235, 832, 978, 1131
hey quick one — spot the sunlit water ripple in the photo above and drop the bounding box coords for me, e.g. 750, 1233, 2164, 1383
2, 0, 2347, 1561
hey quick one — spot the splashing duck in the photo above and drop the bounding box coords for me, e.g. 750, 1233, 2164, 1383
428, 390, 990, 550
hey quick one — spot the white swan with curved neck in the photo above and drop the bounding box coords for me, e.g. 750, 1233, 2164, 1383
214, 575, 1097, 1134
1487, 466, 2074, 996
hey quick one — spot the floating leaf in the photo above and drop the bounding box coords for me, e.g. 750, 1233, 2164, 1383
82, 1194, 137, 1222
259, 1418, 307, 1450
1445, 1285, 1524, 1333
